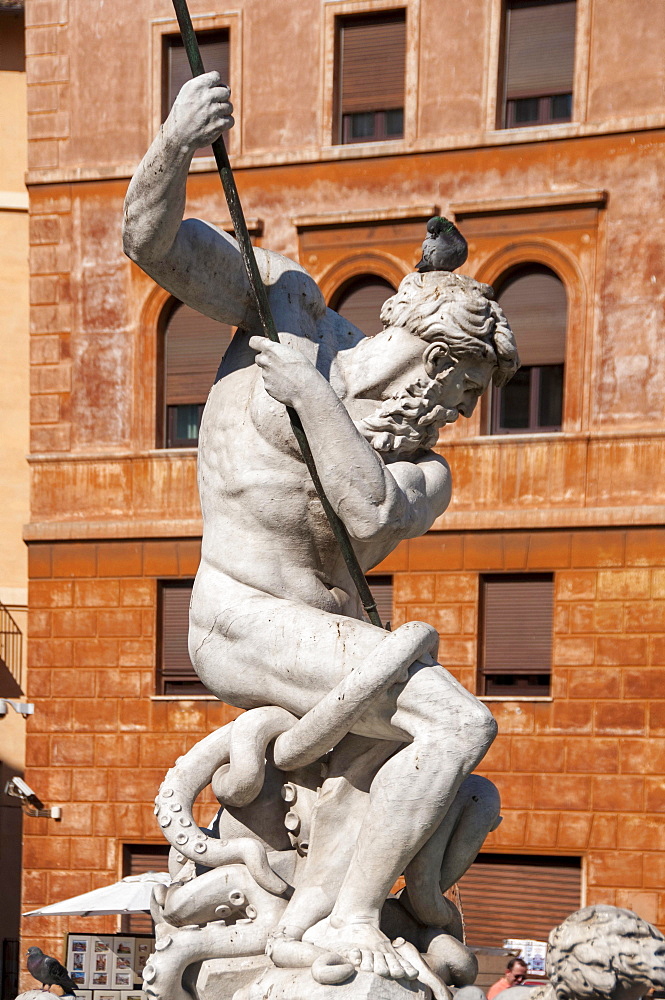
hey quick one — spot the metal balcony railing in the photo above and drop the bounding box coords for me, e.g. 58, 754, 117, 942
0, 601, 22, 692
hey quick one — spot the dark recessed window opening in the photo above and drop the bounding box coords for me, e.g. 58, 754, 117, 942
0, 8, 25, 72
501, 1, 576, 129
365, 575, 393, 627
479, 573, 554, 696
163, 29, 229, 156
158, 580, 210, 696
163, 301, 233, 448
491, 265, 567, 434
336, 10, 406, 145
331, 276, 396, 338
122, 844, 171, 933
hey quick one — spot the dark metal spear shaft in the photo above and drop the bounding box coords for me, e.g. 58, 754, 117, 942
171, 0, 383, 629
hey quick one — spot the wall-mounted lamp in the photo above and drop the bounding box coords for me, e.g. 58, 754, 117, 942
4, 776, 61, 820
0, 699, 34, 717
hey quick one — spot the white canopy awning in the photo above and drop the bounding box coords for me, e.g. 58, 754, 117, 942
23, 872, 171, 917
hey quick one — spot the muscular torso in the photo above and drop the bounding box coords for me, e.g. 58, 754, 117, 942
197, 354, 359, 614
190, 250, 446, 636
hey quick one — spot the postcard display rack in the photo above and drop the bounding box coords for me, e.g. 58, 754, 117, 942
66, 934, 154, 1000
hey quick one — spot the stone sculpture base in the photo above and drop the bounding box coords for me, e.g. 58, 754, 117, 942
188, 957, 434, 1000
232, 967, 431, 1000
192, 956, 274, 1000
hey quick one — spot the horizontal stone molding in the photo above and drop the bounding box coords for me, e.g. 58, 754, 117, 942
24, 117, 665, 188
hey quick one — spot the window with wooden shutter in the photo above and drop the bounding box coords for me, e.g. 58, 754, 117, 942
158, 581, 210, 695
480, 574, 553, 695
501, 1, 576, 128
491, 265, 567, 434
366, 574, 393, 627
459, 853, 581, 947
332, 276, 396, 338
163, 301, 234, 448
163, 30, 229, 156
336, 11, 406, 144
121, 844, 170, 933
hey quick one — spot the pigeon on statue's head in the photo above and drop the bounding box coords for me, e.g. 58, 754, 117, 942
26, 947, 78, 995
415, 215, 468, 273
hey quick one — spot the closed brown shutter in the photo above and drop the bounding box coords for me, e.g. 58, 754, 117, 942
482, 574, 553, 675
165, 302, 233, 406
161, 582, 192, 677
459, 853, 581, 947
367, 574, 394, 625
159, 581, 209, 694
335, 277, 395, 338
505, 1, 576, 99
122, 844, 170, 934
497, 268, 567, 366
340, 13, 406, 114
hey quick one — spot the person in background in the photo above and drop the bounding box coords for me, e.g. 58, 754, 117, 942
487, 956, 529, 999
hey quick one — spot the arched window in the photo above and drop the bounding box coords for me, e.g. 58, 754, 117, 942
491, 265, 567, 433
162, 301, 233, 448
331, 275, 396, 338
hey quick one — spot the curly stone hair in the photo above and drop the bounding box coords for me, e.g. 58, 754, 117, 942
379, 270, 520, 388
546, 905, 665, 1000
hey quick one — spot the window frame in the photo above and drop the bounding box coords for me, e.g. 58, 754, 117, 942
334, 8, 407, 146
160, 298, 234, 450
478, 572, 554, 697
161, 28, 230, 158
150, 12, 242, 159
321, 0, 419, 152
483, 0, 590, 134
491, 363, 565, 434
121, 843, 170, 933
498, 0, 577, 131
505, 92, 573, 128
486, 261, 569, 437
157, 579, 210, 696
365, 573, 393, 627
458, 852, 582, 947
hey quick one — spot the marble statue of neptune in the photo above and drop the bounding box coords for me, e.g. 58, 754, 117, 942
123, 71, 519, 991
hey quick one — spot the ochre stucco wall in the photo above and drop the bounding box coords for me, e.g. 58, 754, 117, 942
21, 527, 665, 964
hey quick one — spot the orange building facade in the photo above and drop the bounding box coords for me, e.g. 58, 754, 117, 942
20, 0, 665, 973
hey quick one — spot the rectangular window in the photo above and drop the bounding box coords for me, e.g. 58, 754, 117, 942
492, 364, 564, 433
491, 267, 567, 434
162, 301, 233, 449
365, 574, 393, 627
163, 30, 229, 156
158, 581, 210, 695
458, 853, 581, 947
122, 844, 170, 934
501, 1, 576, 129
479, 574, 553, 696
336, 10, 406, 144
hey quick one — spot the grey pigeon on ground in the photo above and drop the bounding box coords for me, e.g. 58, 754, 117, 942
415, 215, 468, 273
26, 947, 78, 995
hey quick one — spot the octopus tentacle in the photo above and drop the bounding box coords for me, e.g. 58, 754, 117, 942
212, 707, 300, 807
144, 921, 270, 1000
267, 932, 354, 985
153, 713, 293, 894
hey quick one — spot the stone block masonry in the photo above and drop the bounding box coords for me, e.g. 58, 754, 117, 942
19, 526, 665, 982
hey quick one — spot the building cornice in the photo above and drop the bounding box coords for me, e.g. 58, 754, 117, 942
24, 116, 665, 188
22, 505, 665, 543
